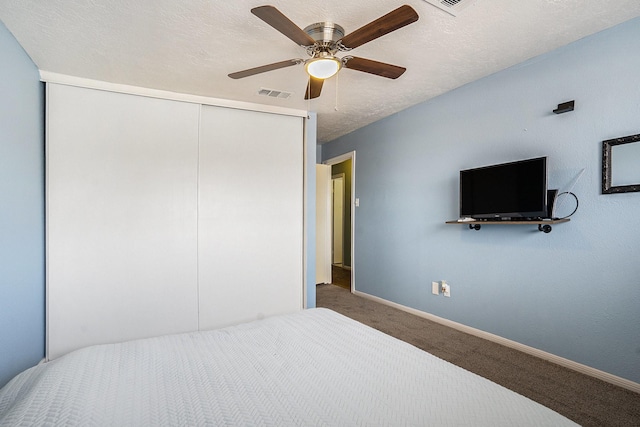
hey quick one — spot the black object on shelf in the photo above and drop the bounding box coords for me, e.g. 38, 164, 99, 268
553, 100, 574, 114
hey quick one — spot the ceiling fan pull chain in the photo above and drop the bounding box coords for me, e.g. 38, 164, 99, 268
335, 72, 339, 111
307, 75, 311, 111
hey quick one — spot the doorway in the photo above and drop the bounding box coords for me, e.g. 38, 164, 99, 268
332, 174, 345, 266
322, 151, 355, 291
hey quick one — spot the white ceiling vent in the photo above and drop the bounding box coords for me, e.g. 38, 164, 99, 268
257, 88, 293, 99
422, 0, 477, 16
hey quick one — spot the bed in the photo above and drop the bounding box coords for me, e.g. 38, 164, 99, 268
0, 308, 578, 426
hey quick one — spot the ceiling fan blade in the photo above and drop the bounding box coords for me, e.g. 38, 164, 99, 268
304, 77, 324, 100
338, 5, 418, 50
251, 6, 316, 47
228, 59, 302, 79
343, 56, 406, 79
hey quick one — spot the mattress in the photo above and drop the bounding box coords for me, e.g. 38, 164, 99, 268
0, 308, 578, 426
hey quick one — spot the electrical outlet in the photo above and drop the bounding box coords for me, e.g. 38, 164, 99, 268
432, 281, 439, 295
441, 281, 451, 297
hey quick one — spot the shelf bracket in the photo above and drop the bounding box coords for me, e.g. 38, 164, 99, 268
538, 224, 552, 233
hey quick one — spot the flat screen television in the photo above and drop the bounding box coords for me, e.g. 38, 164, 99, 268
460, 156, 548, 220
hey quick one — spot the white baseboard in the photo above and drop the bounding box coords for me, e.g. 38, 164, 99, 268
354, 290, 640, 394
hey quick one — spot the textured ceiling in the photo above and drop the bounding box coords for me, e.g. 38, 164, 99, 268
1, 0, 639, 143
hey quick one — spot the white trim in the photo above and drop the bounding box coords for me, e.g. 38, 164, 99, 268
354, 290, 640, 394
39, 71, 307, 118
302, 116, 310, 309
44, 82, 51, 363
196, 105, 202, 331
324, 151, 356, 292
324, 152, 355, 166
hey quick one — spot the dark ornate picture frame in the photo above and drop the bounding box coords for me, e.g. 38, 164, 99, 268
602, 133, 640, 194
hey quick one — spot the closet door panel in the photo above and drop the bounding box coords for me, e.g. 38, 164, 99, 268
47, 84, 200, 359
198, 106, 303, 330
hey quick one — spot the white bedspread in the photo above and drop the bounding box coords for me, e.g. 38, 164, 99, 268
0, 308, 578, 426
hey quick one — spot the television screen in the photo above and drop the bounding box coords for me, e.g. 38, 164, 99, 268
460, 157, 547, 219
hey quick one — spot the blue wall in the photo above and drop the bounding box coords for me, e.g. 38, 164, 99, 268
0, 20, 45, 387
322, 18, 640, 384
305, 112, 317, 308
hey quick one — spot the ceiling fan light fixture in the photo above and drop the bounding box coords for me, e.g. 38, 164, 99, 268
305, 56, 341, 79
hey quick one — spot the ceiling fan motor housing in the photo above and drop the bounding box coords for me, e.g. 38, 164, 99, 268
304, 22, 345, 43
304, 22, 345, 56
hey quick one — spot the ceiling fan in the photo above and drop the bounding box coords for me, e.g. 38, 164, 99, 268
228, 5, 419, 100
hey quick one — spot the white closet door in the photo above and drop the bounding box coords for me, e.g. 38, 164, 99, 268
46, 84, 200, 359
198, 106, 303, 330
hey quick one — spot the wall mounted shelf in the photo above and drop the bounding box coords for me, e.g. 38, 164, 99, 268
445, 218, 570, 233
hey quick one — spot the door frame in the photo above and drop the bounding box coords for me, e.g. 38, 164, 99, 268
323, 151, 356, 291
331, 173, 345, 266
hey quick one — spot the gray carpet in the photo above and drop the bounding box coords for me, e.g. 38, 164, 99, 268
316, 284, 640, 427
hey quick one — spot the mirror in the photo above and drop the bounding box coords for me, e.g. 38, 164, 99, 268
602, 133, 640, 194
